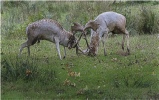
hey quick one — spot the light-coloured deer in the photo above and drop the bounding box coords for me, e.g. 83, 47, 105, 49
19, 19, 83, 60
84, 11, 130, 56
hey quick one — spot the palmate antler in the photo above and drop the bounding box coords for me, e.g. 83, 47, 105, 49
71, 22, 90, 55
84, 20, 99, 32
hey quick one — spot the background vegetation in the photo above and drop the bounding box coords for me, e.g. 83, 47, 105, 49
1, 1, 159, 99
1, 1, 159, 38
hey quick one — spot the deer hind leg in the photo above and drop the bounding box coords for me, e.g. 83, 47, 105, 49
122, 29, 130, 54
19, 37, 38, 56
122, 34, 126, 51
27, 46, 30, 56
101, 31, 108, 56
125, 30, 130, 54
19, 41, 27, 56
19, 40, 32, 56
102, 34, 107, 56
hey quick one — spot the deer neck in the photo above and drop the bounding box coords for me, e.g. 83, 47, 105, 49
89, 33, 100, 55
59, 30, 72, 47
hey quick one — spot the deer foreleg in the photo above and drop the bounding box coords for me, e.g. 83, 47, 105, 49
55, 37, 62, 60
101, 32, 108, 56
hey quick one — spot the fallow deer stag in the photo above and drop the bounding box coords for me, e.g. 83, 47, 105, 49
84, 11, 130, 56
19, 19, 84, 60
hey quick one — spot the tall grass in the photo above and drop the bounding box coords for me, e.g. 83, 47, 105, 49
1, 55, 57, 84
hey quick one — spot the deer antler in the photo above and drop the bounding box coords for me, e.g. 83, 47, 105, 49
71, 22, 90, 55
71, 22, 84, 33
84, 20, 99, 31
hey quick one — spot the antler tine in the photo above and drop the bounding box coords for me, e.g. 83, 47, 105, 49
84, 20, 99, 31
71, 22, 84, 55
73, 22, 90, 50
83, 32, 90, 49
76, 44, 88, 55
71, 22, 84, 33
71, 22, 90, 55
71, 22, 85, 45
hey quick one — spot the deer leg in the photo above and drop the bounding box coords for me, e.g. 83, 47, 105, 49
63, 47, 66, 59
122, 34, 126, 51
54, 37, 62, 60
125, 30, 130, 54
27, 46, 30, 56
101, 32, 108, 56
19, 40, 32, 56
19, 42, 27, 56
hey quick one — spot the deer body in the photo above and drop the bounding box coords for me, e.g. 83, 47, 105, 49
19, 19, 77, 60
84, 11, 130, 56
95, 12, 126, 36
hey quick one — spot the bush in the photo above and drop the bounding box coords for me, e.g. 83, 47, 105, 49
139, 6, 159, 34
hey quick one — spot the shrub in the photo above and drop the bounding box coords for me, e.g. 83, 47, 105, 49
139, 6, 158, 34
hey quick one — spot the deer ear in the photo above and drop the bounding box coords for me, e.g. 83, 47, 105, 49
84, 20, 99, 31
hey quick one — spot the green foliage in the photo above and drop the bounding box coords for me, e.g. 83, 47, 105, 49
140, 6, 159, 34
2, 1, 159, 37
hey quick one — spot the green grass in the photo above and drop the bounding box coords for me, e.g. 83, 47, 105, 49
1, 34, 159, 99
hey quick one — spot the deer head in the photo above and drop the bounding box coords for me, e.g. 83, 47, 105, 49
83, 20, 100, 56
67, 22, 84, 49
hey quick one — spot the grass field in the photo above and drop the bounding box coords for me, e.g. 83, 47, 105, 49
1, 34, 159, 99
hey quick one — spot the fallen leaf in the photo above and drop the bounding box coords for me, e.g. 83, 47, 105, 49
63, 79, 71, 86
77, 89, 84, 95
68, 71, 80, 77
